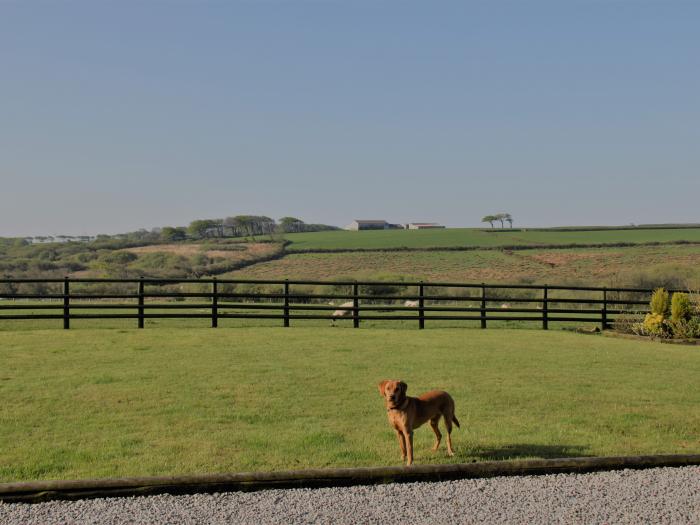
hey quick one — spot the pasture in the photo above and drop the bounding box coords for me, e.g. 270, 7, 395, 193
283, 227, 700, 251
230, 244, 700, 285
1, 328, 698, 482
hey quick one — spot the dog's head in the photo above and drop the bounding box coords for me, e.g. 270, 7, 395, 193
378, 379, 407, 408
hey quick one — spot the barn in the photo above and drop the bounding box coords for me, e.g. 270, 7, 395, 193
406, 223, 445, 229
345, 220, 390, 231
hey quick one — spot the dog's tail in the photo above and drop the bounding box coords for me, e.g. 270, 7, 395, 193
452, 415, 460, 428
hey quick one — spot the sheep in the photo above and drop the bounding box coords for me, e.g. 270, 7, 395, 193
329, 301, 354, 325
404, 300, 419, 308
500, 303, 511, 309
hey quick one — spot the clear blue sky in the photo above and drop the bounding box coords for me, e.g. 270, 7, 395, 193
1, 0, 698, 237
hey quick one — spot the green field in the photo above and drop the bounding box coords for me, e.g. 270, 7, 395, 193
231, 244, 700, 286
283, 227, 700, 251
1, 328, 698, 482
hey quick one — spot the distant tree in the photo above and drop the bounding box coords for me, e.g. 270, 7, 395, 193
493, 213, 507, 228
279, 217, 305, 233
504, 213, 513, 228
161, 226, 187, 242
481, 215, 497, 229
257, 216, 276, 235
231, 216, 254, 239
211, 219, 225, 238
187, 219, 215, 239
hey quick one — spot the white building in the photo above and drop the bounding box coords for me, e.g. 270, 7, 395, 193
406, 223, 445, 230
345, 220, 390, 231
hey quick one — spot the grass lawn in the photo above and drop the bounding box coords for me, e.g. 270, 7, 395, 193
283, 227, 700, 251
1, 328, 698, 483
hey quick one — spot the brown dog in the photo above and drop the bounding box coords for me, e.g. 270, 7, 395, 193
378, 380, 460, 466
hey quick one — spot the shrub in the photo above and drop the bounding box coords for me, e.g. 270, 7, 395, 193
642, 313, 669, 338
99, 251, 138, 266
617, 263, 700, 292
612, 313, 644, 334
649, 288, 670, 317
671, 293, 693, 322
668, 318, 700, 340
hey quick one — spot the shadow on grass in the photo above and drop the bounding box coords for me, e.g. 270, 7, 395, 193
472, 444, 591, 461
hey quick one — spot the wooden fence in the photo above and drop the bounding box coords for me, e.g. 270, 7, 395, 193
0, 277, 666, 330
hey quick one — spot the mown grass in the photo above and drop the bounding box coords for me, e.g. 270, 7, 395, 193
1, 328, 698, 483
283, 227, 700, 251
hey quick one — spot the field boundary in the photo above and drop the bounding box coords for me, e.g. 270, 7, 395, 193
0, 277, 669, 330
286, 239, 700, 253
2, 454, 699, 504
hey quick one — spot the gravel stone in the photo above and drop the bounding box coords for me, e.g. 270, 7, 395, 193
1, 466, 698, 524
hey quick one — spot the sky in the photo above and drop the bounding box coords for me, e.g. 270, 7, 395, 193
1, 0, 698, 237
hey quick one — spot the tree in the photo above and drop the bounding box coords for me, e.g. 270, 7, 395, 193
504, 213, 513, 228
187, 219, 215, 239
493, 213, 507, 228
279, 217, 305, 233
161, 226, 187, 242
231, 215, 255, 239
481, 215, 497, 228
256, 216, 276, 235
223, 217, 241, 237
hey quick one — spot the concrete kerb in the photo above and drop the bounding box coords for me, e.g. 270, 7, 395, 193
2, 454, 700, 504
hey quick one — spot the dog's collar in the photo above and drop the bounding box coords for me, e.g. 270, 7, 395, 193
386, 398, 409, 412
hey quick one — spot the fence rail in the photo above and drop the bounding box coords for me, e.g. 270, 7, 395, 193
0, 277, 669, 330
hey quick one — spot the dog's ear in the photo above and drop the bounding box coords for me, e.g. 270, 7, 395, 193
399, 381, 407, 395
378, 380, 389, 396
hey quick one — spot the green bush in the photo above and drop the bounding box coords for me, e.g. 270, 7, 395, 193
642, 313, 669, 338
671, 293, 693, 322
668, 318, 700, 340
99, 251, 138, 266
650, 288, 670, 316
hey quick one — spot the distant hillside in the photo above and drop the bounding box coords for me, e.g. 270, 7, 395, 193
282, 227, 700, 252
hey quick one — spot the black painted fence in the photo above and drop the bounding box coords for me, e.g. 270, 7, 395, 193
0, 277, 666, 330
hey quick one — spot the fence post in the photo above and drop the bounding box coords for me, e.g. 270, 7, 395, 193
211, 278, 218, 328
138, 277, 145, 329
542, 284, 549, 330
283, 280, 290, 328
480, 283, 487, 329
601, 288, 608, 331
418, 282, 425, 330
63, 277, 70, 330
353, 282, 359, 328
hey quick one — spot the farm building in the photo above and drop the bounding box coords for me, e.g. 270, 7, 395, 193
345, 220, 390, 231
406, 223, 445, 230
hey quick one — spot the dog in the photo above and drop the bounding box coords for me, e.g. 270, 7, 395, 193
378, 379, 460, 466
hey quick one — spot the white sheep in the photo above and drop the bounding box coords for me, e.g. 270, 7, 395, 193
329, 301, 354, 325
404, 300, 419, 307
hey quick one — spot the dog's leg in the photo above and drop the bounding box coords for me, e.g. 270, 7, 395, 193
429, 417, 442, 452
404, 431, 414, 466
444, 414, 455, 456
394, 429, 406, 461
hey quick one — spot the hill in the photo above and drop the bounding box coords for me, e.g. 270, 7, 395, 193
3, 226, 700, 289
283, 227, 700, 251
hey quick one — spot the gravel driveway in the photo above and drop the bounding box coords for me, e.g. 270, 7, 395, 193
1, 466, 698, 524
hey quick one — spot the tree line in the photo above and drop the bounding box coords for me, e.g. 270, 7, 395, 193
162, 216, 338, 241
481, 213, 513, 229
